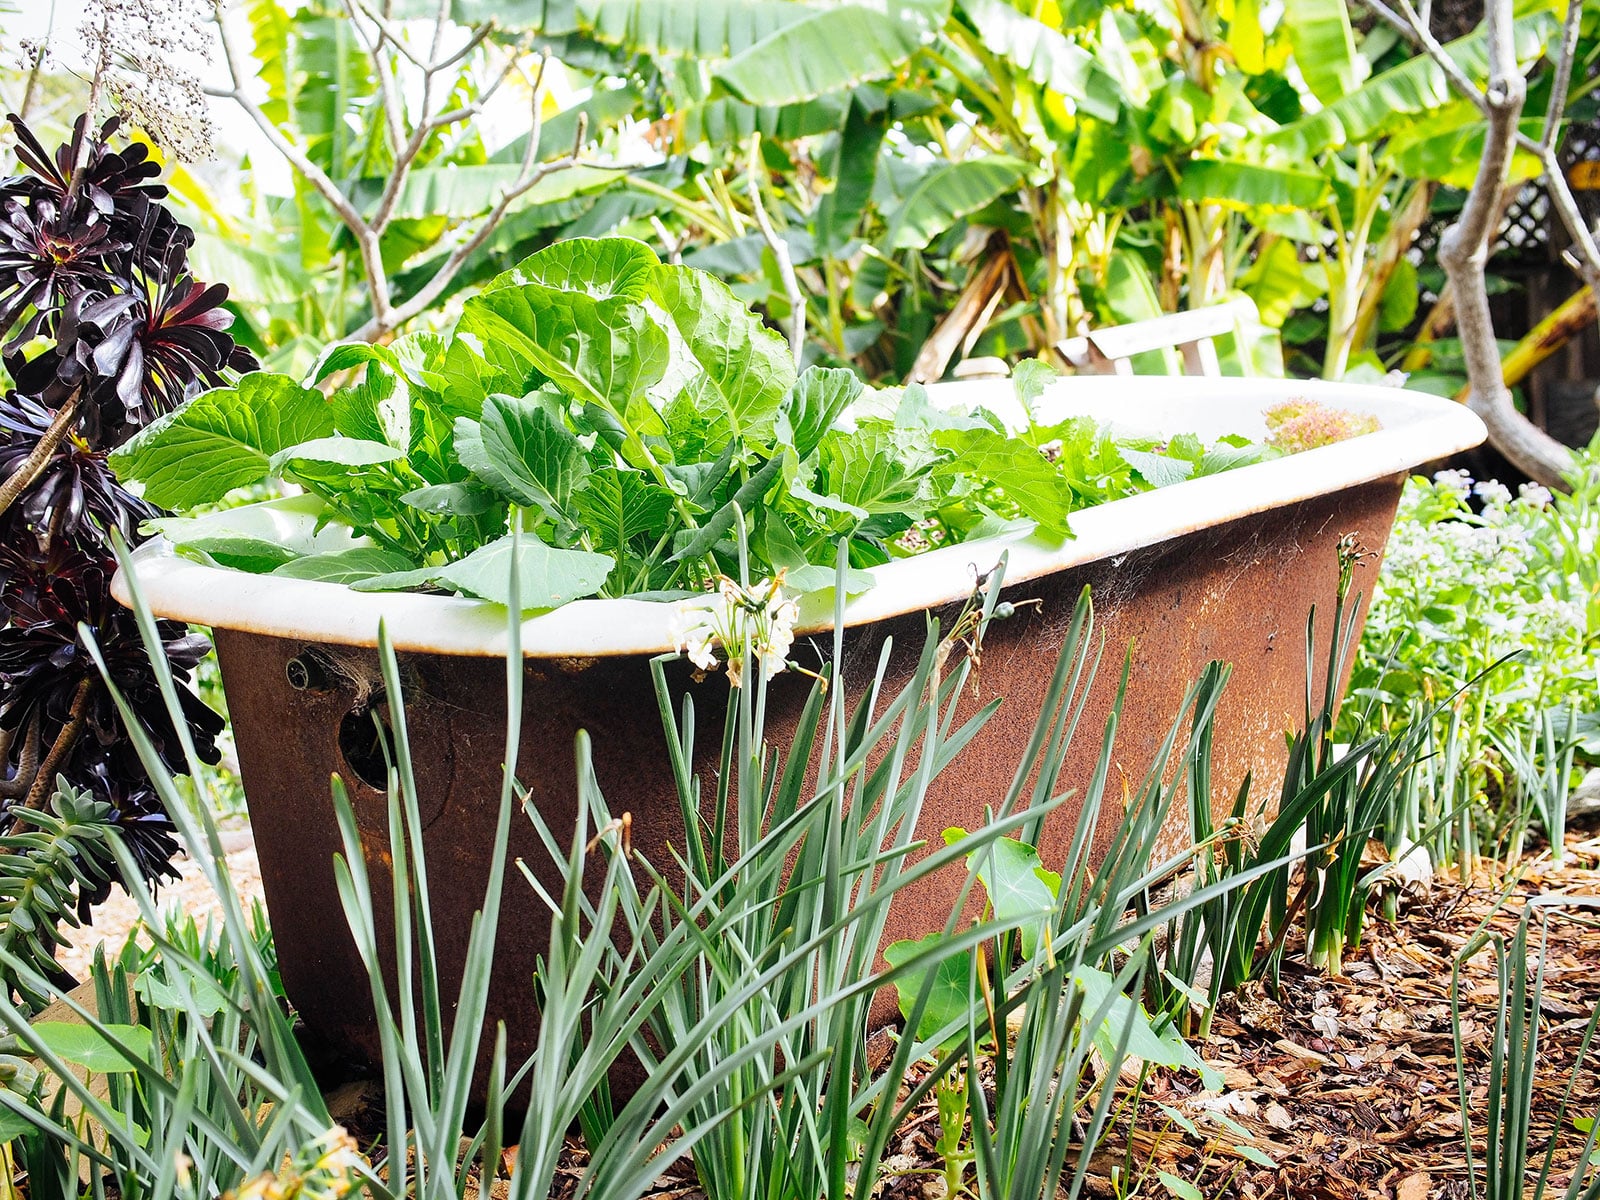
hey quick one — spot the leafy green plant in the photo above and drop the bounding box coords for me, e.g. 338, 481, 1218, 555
1452, 898, 1600, 1200
112, 236, 1283, 611
1349, 449, 1600, 874
0, 781, 119, 1009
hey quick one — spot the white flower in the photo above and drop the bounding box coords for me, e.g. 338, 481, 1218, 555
1473, 479, 1513, 507
1517, 482, 1554, 509
672, 574, 799, 688
1432, 469, 1473, 500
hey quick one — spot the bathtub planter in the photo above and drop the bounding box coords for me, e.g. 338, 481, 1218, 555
114, 375, 1483, 1072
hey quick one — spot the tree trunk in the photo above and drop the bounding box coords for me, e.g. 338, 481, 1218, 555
1435, 0, 1575, 488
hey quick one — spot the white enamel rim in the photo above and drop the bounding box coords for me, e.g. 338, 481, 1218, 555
112, 375, 1486, 658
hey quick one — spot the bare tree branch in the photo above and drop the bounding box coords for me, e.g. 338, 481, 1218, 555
1362, 0, 1489, 116
341, 0, 406, 159
353, 77, 616, 340
211, 3, 619, 343
1540, 0, 1584, 150
210, 4, 368, 234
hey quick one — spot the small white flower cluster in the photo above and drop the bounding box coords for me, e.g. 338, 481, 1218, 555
1432, 468, 1473, 501
1518, 482, 1554, 509
80, 0, 217, 162
671, 574, 800, 689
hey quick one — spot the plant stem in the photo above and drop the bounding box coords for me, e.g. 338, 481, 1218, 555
0, 392, 80, 521
16, 679, 96, 824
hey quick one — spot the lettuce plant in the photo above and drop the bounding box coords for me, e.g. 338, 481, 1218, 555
111, 236, 1279, 611
0, 112, 252, 997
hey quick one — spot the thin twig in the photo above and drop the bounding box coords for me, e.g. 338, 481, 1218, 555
207, 4, 371, 238
1539, 0, 1584, 151
1359, 0, 1490, 116
746, 133, 805, 365
342, 0, 406, 160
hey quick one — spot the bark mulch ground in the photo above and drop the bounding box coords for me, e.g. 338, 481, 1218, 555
563, 832, 1600, 1200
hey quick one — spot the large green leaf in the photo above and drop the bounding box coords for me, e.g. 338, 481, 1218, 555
110, 373, 334, 509
883, 933, 972, 1046
271, 547, 420, 583
146, 495, 362, 560
347, 164, 623, 222
458, 286, 669, 416
454, 393, 589, 520
934, 427, 1075, 536
1281, 0, 1364, 105
781, 366, 863, 460
1258, 11, 1559, 159
30, 1023, 153, 1074
580, 0, 810, 57
959, 0, 1121, 122
817, 427, 937, 517
954, 831, 1060, 960
572, 467, 675, 555
679, 94, 852, 149
714, 6, 923, 106
433, 533, 614, 610
813, 93, 888, 257
649, 264, 797, 448
1178, 160, 1332, 210
481, 235, 660, 299
270, 436, 406, 473
885, 156, 1030, 250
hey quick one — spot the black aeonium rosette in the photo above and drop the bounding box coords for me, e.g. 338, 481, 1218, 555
0, 110, 254, 925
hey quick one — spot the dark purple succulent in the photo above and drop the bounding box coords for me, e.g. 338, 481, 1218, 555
0, 196, 125, 347
4, 113, 187, 271
0, 394, 156, 544
0, 541, 221, 778
0, 111, 246, 932
94, 240, 258, 432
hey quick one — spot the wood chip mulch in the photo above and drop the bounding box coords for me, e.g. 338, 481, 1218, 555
321, 835, 1600, 1200
1082, 833, 1600, 1200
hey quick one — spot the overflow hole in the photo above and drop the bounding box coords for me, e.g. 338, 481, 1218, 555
338, 701, 396, 791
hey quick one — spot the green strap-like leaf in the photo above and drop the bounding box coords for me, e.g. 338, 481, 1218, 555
579, 0, 811, 57
959, 0, 1121, 122
1281, 0, 1364, 105
813, 93, 889, 258
1177, 160, 1333, 211
1258, 11, 1559, 159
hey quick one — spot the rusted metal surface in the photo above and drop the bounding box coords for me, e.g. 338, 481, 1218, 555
215, 476, 1402, 1091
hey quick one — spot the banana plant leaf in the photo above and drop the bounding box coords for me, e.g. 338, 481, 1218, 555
715, 6, 926, 106
1281, 0, 1365, 105
884, 156, 1031, 250
1258, 9, 1561, 160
